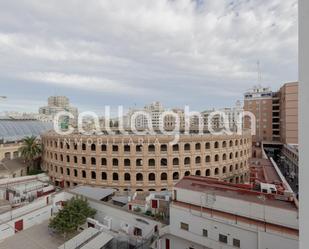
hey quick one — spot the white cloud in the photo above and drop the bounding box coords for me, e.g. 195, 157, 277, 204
0, 0, 298, 111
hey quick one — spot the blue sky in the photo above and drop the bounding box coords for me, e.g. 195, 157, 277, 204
0, 0, 297, 114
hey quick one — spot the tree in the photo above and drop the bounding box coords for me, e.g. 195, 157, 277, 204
49, 197, 96, 237
19, 136, 42, 170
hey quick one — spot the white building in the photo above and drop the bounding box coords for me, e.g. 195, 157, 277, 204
156, 176, 299, 249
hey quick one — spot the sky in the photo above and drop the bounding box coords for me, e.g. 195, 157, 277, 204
0, 0, 298, 114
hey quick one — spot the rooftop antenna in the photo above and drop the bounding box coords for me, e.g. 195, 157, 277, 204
257, 60, 262, 86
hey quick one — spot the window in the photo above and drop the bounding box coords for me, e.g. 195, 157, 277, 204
124, 173, 131, 181
102, 172, 107, 180
180, 222, 189, 231
161, 172, 167, 181
148, 159, 155, 167
184, 143, 190, 151
148, 144, 155, 152
124, 158, 131, 166
202, 229, 208, 237
91, 144, 96, 151
136, 173, 143, 181
173, 158, 179, 165
112, 145, 118, 152
173, 172, 179, 180
173, 144, 179, 151
148, 173, 155, 181
161, 144, 167, 151
113, 173, 119, 181
113, 158, 118, 166
124, 145, 130, 152
233, 239, 240, 248
219, 234, 228, 244
101, 144, 107, 151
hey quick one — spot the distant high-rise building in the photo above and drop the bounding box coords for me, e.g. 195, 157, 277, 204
39, 96, 78, 121
244, 82, 298, 144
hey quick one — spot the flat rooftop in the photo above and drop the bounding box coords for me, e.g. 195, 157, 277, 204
69, 185, 116, 201
249, 158, 282, 184
175, 176, 297, 211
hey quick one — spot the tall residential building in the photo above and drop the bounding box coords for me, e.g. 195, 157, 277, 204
244, 82, 298, 144
39, 96, 78, 118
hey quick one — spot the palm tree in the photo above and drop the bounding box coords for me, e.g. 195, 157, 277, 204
19, 136, 42, 170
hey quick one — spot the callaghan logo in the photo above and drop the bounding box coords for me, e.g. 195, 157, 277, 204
53, 105, 256, 144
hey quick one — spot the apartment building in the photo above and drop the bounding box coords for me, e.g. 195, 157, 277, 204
39, 96, 78, 120
156, 176, 299, 249
244, 82, 298, 144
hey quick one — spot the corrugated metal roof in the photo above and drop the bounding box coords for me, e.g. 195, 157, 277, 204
70, 186, 116, 201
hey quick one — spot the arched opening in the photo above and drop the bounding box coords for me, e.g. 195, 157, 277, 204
136, 173, 143, 181
101, 144, 107, 151
82, 157, 86, 164
66, 155, 70, 163
161, 144, 167, 152
195, 156, 201, 164
113, 158, 118, 166
214, 168, 219, 175
184, 157, 190, 165
82, 143, 86, 150
124, 173, 131, 181
148, 144, 155, 152
230, 165, 233, 172
124, 145, 130, 152
148, 159, 155, 167
230, 152, 233, 159
229, 140, 233, 147
173, 144, 179, 151
74, 156, 78, 163
223, 166, 227, 174
161, 158, 167, 167
124, 159, 131, 166
91, 144, 96, 151
205, 169, 211, 176
205, 142, 210, 149
74, 169, 78, 177
91, 157, 96, 165
222, 154, 227, 160
148, 173, 155, 181
136, 158, 143, 167
112, 145, 118, 152
91, 171, 96, 179
161, 172, 167, 181
195, 170, 201, 176
184, 171, 190, 176
101, 158, 107, 166
101, 172, 107, 180
173, 172, 179, 180
214, 154, 219, 162
173, 158, 179, 166
66, 168, 70, 176
113, 173, 119, 181
222, 141, 227, 148
214, 141, 219, 149
82, 170, 86, 178
205, 155, 211, 162
195, 143, 201, 150
184, 143, 190, 151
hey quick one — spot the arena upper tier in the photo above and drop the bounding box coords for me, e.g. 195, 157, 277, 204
42, 131, 252, 192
